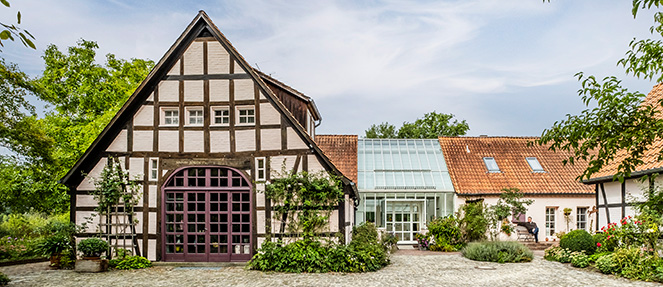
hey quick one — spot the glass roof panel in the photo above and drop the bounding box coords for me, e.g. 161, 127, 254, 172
357, 139, 454, 191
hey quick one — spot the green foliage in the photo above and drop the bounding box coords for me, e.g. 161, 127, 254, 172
0, 0, 35, 50
57, 249, 75, 270
77, 238, 108, 257
459, 201, 488, 242
427, 215, 464, 251
461, 241, 533, 263
0, 271, 9, 286
0, 40, 153, 214
364, 112, 469, 139
265, 171, 343, 240
570, 251, 590, 268
0, 213, 73, 263
249, 239, 389, 273
249, 223, 390, 273
34, 234, 71, 256
559, 229, 595, 255
594, 247, 663, 282
486, 188, 532, 240
380, 231, 398, 252
543, 245, 561, 261
593, 233, 616, 252
364, 122, 397, 138
537, 1, 663, 181
588, 251, 612, 264
596, 253, 620, 274
108, 255, 152, 270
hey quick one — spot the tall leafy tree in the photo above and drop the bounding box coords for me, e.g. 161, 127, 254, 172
537, 0, 663, 181
0, 0, 35, 50
364, 112, 469, 139
0, 40, 154, 214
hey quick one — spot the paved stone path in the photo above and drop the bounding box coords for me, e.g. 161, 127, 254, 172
0, 251, 657, 286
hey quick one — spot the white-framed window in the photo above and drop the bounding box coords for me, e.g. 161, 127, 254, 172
576, 207, 587, 230
526, 157, 545, 173
162, 108, 179, 126
237, 108, 255, 125
255, 157, 266, 181
211, 107, 230, 125
546, 207, 556, 237
149, 158, 159, 181
187, 108, 204, 125
483, 157, 500, 173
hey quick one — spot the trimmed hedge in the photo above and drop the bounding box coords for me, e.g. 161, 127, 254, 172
559, 230, 595, 255
461, 241, 533, 263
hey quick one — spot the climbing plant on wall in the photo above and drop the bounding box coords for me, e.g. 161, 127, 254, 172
265, 170, 344, 241
90, 156, 142, 257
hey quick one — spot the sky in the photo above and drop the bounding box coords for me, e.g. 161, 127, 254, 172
0, 0, 658, 137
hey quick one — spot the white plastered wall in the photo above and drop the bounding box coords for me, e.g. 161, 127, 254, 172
456, 194, 595, 240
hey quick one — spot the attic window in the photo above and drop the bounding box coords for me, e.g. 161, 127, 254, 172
526, 157, 545, 173
483, 157, 500, 173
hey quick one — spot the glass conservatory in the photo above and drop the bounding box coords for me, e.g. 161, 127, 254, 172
356, 139, 455, 244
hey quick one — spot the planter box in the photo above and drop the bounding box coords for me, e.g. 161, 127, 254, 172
75, 258, 108, 273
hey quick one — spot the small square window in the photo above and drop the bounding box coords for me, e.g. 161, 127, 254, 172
526, 157, 544, 172
238, 108, 255, 124
163, 109, 179, 125
213, 108, 230, 125
188, 109, 203, 125
483, 157, 500, 173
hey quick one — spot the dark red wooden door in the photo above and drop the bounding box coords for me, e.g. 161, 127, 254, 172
162, 167, 252, 262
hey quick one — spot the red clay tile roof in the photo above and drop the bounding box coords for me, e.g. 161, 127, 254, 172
316, 135, 358, 183
589, 83, 663, 181
439, 136, 593, 195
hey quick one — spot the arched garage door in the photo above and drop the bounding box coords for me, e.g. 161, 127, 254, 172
161, 166, 252, 262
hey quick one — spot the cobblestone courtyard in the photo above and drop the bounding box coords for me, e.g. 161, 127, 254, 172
1, 251, 658, 287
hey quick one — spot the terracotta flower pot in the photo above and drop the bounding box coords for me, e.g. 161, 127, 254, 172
49, 253, 62, 269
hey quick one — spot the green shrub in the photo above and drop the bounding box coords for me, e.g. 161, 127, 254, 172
559, 229, 595, 255
380, 232, 398, 252
593, 233, 616, 252
461, 241, 533, 263
588, 251, 611, 263
543, 246, 562, 261
459, 202, 488, 242
352, 222, 379, 245
570, 251, 589, 268
427, 215, 464, 251
0, 272, 9, 286
77, 238, 109, 257
35, 234, 71, 256
557, 249, 572, 263
108, 255, 152, 270
596, 254, 619, 274
58, 249, 76, 269
249, 224, 390, 273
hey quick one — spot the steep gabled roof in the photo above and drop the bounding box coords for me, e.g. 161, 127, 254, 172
61, 11, 356, 198
316, 135, 357, 183
254, 70, 321, 121
439, 136, 593, 195
585, 83, 663, 183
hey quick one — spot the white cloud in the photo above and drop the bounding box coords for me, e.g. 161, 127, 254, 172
0, 0, 657, 137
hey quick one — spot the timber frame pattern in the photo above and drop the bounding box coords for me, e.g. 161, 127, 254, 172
61, 11, 357, 261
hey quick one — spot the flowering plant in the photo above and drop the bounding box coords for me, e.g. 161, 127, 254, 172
415, 233, 430, 250
600, 213, 661, 254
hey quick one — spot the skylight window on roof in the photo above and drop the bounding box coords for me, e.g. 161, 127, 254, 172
526, 157, 545, 172
483, 157, 500, 173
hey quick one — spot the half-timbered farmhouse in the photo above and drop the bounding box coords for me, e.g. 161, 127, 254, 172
61, 11, 357, 262
583, 83, 663, 230
439, 136, 595, 240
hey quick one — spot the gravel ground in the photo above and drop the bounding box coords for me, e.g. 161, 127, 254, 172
0, 251, 658, 287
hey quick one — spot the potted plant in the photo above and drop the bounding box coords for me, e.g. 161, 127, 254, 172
75, 238, 109, 273
35, 234, 72, 268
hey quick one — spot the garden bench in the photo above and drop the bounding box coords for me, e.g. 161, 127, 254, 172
515, 226, 534, 242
